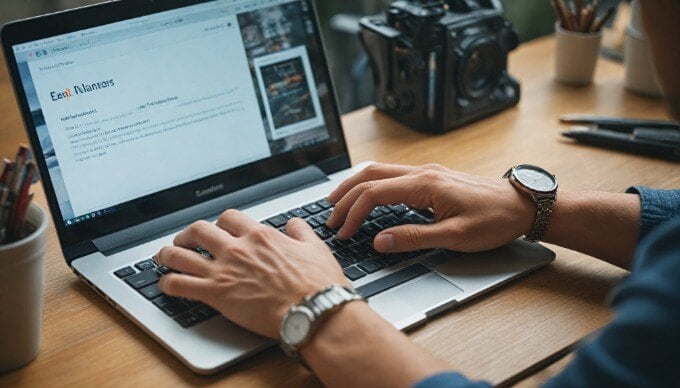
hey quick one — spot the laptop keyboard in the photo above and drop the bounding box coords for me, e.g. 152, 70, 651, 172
113, 198, 435, 328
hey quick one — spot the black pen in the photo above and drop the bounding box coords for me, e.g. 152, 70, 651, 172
563, 129, 680, 161
560, 114, 680, 131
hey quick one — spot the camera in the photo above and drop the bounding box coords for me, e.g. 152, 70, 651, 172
360, 0, 520, 133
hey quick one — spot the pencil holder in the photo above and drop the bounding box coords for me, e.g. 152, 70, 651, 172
0, 203, 49, 372
554, 22, 603, 86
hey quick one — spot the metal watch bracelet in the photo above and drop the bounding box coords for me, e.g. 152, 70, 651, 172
280, 285, 364, 368
524, 197, 555, 242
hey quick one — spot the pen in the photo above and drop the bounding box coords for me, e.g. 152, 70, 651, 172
563, 129, 680, 160
560, 114, 680, 131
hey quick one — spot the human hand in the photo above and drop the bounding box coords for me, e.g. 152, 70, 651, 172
326, 163, 536, 253
155, 210, 348, 339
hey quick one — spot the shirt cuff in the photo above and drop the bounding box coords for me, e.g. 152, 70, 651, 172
414, 372, 491, 388
626, 186, 680, 242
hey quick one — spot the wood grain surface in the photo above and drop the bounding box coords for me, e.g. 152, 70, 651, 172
0, 35, 677, 387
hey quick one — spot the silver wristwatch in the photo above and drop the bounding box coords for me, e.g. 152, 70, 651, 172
280, 285, 364, 367
503, 164, 558, 242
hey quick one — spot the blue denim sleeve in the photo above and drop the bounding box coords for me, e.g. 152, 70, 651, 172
626, 186, 680, 241
414, 372, 491, 388
544, 218, 680, 387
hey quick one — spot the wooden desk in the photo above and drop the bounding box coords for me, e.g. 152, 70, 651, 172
1, 36, 678, 386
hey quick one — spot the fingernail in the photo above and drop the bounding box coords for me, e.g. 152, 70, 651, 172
374, 233, 395, 252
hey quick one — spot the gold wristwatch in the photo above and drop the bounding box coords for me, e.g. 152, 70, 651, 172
503, 164, 558, 242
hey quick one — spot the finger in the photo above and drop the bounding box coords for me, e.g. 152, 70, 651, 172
156, 246, 214, 277
216, 209, 260, 237
374, 220, 459, 253
174, 220, 233, 254
332, 175, 430, 238
159, 273, 213, 302
327, 163, 414, 204
285, 217, 320, 243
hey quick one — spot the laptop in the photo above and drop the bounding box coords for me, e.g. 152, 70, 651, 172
1, 0, 554, 374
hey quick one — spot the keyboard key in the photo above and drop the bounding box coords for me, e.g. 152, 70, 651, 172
124, 270, 159, 289
318, 210, 333, 221
333, 253, 352, 268
289, 208, 310, 218
314, 226, 333, 240
389, 204, 410, 214
114, 266, 135, 278
356, 264, 431, 298
357, 259, 384, 274
195, 305, 219, 319
153, 295, 190, 316
368, 209, 382, 220
312, 215, 326, 225
307, 217, 321, 228
343, 266, 367, 281
174, 311, 203, 328
377, 205, 393, 214
317, 198, 333, 209
302, 203, 323, 214
381, 255, 403, 267
266, 215, 288, 228
135, 259, 156, 271
360, 223, 383, 237
139, 283, 163, 299
156, 265, 171, 275
182, 299, 200, 308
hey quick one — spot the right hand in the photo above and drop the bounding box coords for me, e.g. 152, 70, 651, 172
326, 163, 536, 253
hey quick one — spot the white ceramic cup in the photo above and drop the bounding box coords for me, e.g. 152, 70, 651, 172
554, 22, 603, 86
624, 25, 662, 97
0, 203, 49, 372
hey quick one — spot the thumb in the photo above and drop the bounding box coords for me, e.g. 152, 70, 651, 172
285, 217, 318, 243
374, 221, 457, 253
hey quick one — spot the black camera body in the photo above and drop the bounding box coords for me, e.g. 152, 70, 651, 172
360, 0, 520, 133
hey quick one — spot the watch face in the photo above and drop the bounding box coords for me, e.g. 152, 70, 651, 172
282, 309, 312, 346
513, 165, 557, 193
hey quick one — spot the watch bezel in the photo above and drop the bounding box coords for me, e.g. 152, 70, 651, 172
280, 305, 315, 347
508, 164, 558, 195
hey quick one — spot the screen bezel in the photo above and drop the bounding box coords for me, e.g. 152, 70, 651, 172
1, 0, 350, 254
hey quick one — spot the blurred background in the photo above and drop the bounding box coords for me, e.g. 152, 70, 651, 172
0, 0, 586, 113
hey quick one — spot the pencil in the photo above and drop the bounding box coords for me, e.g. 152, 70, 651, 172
581, 5, 594, 32
591, 6, 615, 32
10, 163, 36, 238
556, 0, 574, 30
574, 0, 583, 31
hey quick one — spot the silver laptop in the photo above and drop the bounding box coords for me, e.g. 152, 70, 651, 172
2, 0, 554, 374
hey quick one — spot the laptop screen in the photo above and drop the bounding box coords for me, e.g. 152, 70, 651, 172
5, 0, 347, 245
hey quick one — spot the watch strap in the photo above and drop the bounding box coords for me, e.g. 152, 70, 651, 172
281, 285, 364, 368
524, 197, 555, 242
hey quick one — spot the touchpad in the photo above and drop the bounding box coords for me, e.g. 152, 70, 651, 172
367, 271, 463, 328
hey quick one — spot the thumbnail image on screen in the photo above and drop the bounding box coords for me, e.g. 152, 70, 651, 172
262, 57, 315, 129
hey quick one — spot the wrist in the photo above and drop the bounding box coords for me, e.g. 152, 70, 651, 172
280, 285, 364, 364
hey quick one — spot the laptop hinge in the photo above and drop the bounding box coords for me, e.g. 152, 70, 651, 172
92, 165, 328, 256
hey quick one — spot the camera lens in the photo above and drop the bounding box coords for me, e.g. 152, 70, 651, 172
458, 37, 503, 100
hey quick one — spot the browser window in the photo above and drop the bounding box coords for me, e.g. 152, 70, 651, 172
12, 0, 333, 225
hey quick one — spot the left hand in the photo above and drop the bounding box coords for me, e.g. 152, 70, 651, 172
154, 210, 349, 338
